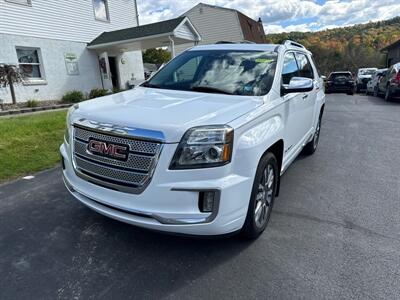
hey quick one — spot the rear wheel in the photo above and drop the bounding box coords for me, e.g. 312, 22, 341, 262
241, 153, 278, 239
303, 113, 322, 155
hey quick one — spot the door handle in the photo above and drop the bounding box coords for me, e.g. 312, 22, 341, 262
302, 94, 308, 99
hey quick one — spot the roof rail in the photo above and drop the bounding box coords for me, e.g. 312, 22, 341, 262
215, 40, 255, 44
283, 40, 306, 49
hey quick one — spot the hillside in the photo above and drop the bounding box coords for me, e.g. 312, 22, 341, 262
266, 17, 400, 75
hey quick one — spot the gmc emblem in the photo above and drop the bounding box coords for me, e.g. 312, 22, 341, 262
87, 139, 129, 161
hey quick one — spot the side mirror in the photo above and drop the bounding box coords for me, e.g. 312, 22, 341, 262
282, 77, 314, 95
321, 75, 327, 81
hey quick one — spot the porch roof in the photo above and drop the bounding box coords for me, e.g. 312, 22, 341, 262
87, 17, 201, 52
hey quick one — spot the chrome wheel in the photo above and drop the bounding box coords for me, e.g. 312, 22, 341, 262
254, 164, 274, 228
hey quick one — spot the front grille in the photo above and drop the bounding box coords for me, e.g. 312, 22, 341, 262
73, 125, 162, 193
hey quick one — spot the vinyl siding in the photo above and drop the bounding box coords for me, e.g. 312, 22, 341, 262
175, 4, 243, 54
174, 21, 197, 41
0, 0, 138, 43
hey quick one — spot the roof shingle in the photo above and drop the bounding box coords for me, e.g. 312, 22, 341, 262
89, 17, 185, 46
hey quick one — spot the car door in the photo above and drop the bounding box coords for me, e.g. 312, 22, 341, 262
295, 52, 317, 133
378, 68, 390, 93
281, 52, 309, 158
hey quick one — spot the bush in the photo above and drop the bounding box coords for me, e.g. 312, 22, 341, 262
89, 88, 108, 99
26, 99, 39, 107
62, 90, 84, 103
112, 87, 125, 94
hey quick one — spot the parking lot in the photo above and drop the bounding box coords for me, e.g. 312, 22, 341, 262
1, 93, 400, 299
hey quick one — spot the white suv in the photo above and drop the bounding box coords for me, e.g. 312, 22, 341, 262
61, 41, 325, 238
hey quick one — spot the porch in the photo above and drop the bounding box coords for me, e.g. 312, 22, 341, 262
87, 17, 201, 90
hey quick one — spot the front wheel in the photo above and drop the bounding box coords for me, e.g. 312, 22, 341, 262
241, 153, 278, 239
385, 87, 393, 102
373, 87, 379, 97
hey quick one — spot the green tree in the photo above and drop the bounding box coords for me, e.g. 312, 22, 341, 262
266, 16, 400, 75
142, 48, 171, 65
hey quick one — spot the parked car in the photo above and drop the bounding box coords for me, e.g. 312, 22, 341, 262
61, 41, 325, 238
356, 68, 377, 93
366, 68, 387, 95
376, 63, 400, 101
325, 71, 355, 95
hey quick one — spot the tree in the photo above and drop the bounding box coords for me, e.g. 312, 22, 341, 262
142, 48, 171, 65
0, 63, 24, 104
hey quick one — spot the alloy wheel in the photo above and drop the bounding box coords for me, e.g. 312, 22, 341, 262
254, 164, 275, 228
313, 118, 321, 149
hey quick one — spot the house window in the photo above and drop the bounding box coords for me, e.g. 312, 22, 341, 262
93, 0, 110, 21
16, 47, 44, 81
5, 0, 31, 6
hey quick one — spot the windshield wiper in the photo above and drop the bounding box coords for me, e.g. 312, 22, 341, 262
190, 85, 233, 95
141, 82, 160, 88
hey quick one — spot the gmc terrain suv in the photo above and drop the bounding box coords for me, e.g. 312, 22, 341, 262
61, 41, 325, 238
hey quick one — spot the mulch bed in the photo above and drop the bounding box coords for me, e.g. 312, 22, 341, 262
0, 100, 72, 117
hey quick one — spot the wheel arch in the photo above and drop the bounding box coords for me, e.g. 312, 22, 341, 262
260, 139, 284, 197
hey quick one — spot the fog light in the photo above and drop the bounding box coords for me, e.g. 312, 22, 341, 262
199, 191, 215, 213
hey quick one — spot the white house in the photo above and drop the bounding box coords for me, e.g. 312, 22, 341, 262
175, 3, 266, 54
0, 1, 262, 104
0, 0, 144, 103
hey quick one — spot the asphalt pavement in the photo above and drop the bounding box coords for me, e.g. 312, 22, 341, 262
1, 94, 400, 299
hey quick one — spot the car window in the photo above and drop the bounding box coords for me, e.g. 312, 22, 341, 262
329, 73, 352, 80
295, 52, 314, 79
146, 50, 278, 96
282, 52, 299, 85
310, 56, 320, 77
174, 57, 201, 83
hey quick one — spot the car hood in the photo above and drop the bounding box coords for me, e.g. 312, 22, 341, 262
71, 87, 263, 143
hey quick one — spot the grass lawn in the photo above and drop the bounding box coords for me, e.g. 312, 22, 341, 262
0, 110, 67, 182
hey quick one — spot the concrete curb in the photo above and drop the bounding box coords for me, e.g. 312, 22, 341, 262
0, 104, 72, 117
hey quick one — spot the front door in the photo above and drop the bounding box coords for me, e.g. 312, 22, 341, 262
108, 56, 118, 89
281, 52, 309, 158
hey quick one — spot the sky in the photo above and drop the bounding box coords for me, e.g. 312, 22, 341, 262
137, 0, 400, 34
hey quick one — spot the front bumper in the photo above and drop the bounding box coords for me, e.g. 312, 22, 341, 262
60, 143, 253, 236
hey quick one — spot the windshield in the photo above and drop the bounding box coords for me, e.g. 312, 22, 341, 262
359, 69, 376, 76
143, 50, 278, 96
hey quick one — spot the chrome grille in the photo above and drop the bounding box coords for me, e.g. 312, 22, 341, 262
72, 125, 162, 193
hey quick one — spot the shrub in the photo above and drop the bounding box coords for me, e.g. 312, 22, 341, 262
112, 87, 125, 94
89, 88, 108, 99
26, 99, 39, 107
62, 90, 84, 103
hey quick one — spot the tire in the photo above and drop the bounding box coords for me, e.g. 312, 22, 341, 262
385, 86, 393, 102
303, 113, 322, 155
241, 152, 278, 239
347, 91, 354, 95
356, 85, 360, 93
373, 87, 378, 97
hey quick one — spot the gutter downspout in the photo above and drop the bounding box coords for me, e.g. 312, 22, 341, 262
134, 0, 139, 26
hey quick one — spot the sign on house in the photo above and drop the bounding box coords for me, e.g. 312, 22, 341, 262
64, 53, 79, 75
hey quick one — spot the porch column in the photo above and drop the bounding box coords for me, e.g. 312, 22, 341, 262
169, 36, 176, 58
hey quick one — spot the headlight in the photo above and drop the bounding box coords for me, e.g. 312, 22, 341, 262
170, 125, 234, 169
65, 104, 78, 144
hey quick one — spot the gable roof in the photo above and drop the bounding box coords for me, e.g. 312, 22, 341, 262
381, 39, 400, 52
182, 3, 266, 44
88, 17, 186, 46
